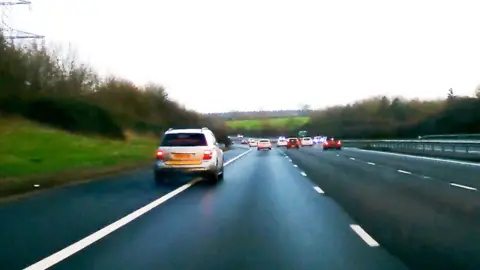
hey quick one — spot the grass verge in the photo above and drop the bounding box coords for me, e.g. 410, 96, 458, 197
0, 117, 158, 198
226, 116, 309, 129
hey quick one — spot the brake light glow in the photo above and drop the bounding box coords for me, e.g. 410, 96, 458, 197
203, 150, 214, 160
324, 141, 329, 145
155, 149, 164, 160
338, 140, 342, 144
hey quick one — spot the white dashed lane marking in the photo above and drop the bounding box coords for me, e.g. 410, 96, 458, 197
350, 225, 380, 247
313, 186, 324, 194
352, 148, 480, 167
397, 170, 411, 175
349, 157, 355, 160
450, 183, 477, 191
300, 172, 307, 176
367, 162, 375, 165
293, 164, 298, 167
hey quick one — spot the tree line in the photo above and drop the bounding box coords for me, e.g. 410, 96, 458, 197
2, 30, 478, 142
228, 90, 480, 139
207, 109, 309, 120
0, 31, 231, 145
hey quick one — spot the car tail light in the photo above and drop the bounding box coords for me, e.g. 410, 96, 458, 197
324, 141, 329, 145
203, 150, 214, 160
155, 149, 164, 160
338, 140, 342, 144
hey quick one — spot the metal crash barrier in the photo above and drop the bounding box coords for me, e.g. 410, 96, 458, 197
341, 139, 480, 161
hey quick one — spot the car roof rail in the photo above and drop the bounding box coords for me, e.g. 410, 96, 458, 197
167, 128, 173, 131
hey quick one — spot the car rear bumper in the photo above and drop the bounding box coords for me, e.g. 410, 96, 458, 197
323, 145, 342, 149
153, 165, 217, 178
154, 160, 216, 173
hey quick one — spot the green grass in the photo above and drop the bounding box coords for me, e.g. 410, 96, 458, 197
226, 116, 309, 129
0, 117, 158, 198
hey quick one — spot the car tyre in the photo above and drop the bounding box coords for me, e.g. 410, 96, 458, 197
218, 164, 224, 180
206, 170, 219, 183
154, 172, 164, 184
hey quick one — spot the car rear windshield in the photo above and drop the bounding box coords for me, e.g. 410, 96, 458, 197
161, 133, 207, 147
327, 137, 336, 141
259, 140, 269, 143
303, 137, 311, 140
289, 138, 297, 143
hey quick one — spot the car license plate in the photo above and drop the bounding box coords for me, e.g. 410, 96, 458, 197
172, 153, 191, 159
165, 160, 201, 165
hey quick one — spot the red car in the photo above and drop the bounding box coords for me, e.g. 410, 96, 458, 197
286, 137, 300, 149
323, 136, 342, 150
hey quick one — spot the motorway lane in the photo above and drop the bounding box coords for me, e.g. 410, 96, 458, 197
0, 147, 248, 270
283, 145, 480, 270
30, 148, 405, 270
341, 147, 480, 190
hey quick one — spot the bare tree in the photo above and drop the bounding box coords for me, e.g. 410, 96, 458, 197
447, 88, 455, 100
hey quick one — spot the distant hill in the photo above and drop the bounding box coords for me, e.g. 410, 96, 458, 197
205, 109, 310, 120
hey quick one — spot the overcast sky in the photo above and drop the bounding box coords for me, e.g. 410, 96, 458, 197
4, 0, 480, 113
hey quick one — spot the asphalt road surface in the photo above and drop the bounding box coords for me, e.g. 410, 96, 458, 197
1, 145, 479, 270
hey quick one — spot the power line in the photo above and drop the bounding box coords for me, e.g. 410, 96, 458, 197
0, 1, 44, 41
0, 1, 32, 6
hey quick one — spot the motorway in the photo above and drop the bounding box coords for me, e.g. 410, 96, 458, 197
1, 145, 480, 269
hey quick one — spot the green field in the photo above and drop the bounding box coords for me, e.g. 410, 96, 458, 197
226, 116, 309, 129
0, 117, 158, 197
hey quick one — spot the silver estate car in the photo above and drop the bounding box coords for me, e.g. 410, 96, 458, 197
154, 127, 225, 183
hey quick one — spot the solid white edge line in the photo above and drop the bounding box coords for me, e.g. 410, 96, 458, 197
397, 169, 411, 174
313, 186, 324, 194
346, 147, 480, 167
367, 162, 375, 165
450, 183, 477, 191
300, 172, 307, 176
350, 224, 379, 247
24, 149, 252, 270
